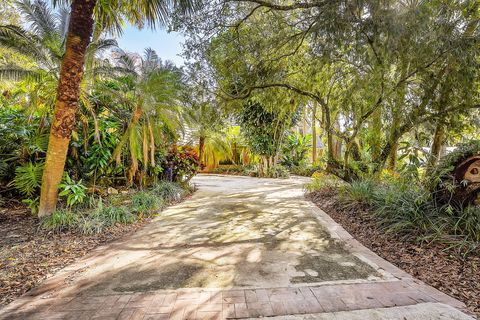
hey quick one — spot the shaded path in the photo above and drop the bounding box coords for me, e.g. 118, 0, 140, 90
0, 175, 473, 319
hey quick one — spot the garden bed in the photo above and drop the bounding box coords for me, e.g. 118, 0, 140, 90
0, 186, 192, 307
307, 189, 480, 316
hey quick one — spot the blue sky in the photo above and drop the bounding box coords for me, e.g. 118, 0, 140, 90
116, 25, 185, 66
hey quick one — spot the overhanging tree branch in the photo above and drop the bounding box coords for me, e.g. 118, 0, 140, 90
227, 0, 323, 11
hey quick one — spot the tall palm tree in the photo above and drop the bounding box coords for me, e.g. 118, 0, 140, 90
103, 48, 185, 185
38, 0, 200, 216
0, 0, 117, 133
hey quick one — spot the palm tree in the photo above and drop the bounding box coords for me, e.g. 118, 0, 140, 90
103, 48, 185, 185
37, 0, 200, 216
0, 0, 117, 138
183, 85, 224, 168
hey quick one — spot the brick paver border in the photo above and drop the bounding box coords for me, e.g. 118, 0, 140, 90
0, 279, 471, 319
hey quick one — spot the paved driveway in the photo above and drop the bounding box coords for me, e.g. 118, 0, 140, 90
0, 175, 473, 319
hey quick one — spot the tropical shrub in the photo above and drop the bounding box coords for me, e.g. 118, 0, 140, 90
210, 165, 246, 175
304, 171, 345, 192
162, 146, 199, 182
339, 179, 378, 208
77, 216, 107, 235
291, 165, 323, 177
236, 101, 299, 176
426, 140, 480, 206
266, 165, 290, 179
93, 204, 136, 225
281, 133, 312, 167
244, 164, 290, 178
332, 177, 480, 254
39, 182, 192, 234
58, 174, 88, 207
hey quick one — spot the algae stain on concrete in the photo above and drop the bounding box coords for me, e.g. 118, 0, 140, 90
291, 240, 380, 283
112, 262, 206, 292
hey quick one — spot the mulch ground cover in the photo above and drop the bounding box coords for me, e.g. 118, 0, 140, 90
0, 205, 150, 307
307, 188, 480, 316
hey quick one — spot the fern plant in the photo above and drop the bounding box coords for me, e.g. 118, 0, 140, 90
13, 162, 44, 196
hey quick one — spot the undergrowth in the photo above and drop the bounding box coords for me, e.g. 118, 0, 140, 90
40, 181, 191, 235
307, 173, 480, 256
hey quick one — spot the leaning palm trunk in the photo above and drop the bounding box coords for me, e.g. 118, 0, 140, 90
38, 0, 97, 217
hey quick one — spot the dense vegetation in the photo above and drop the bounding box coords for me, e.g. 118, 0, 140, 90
176, 0, 480, 256
1, 0, 479, 250
0, 0, 201, 227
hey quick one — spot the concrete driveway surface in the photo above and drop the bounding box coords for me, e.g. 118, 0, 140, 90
0, 174, 474, 319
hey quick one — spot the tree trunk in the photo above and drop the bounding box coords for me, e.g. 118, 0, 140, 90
312, 102, 317, 164
321, 103, 336, 169
426, 122, 445, 176
199, 136, 205, 169
38, 0, 96, 217
387, 140, 398, 170
386, 109, 401, 171
302, 105, 307, 136
370, 108, 382, 161
332, 121, 342, 160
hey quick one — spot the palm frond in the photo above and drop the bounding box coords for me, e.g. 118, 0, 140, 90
125, 0, 201, 29
87, 38, 118, 56
142, 47, 160, 74
56, 4, 70, 41
16, 0, 59, 39
115, 50, 139, 75
0, 66, 42, 81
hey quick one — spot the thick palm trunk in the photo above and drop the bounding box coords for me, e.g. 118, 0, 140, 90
38, 0, 96, 217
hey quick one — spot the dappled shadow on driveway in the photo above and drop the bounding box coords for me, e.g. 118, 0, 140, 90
30, 175, 380, 298
0, 174, 387, 319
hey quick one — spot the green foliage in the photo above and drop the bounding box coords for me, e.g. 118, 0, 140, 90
150, 181, 186, 202
210, 165, 246, 175
266, 165, 290, 179
245, 164, 290, 179
77, 216, 107, 235
93, 203, 136, 225
162, 146, 199, 182
132, 191, 162, 215
58, 174, 87, 207
339, 179, 378, 208
39, 182, 191, 234
427, 140, 480, 191
281, 133, 312, 168
304, 172, 345, 192
22, 197, 39, 215
371, 185, 435, 235
40, 209, 78, 233
236, 101, 298, 158
290, 165, 322, 177
448, 206, 480, 252
336, 177, 479, 255
13, 162, 43, 196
